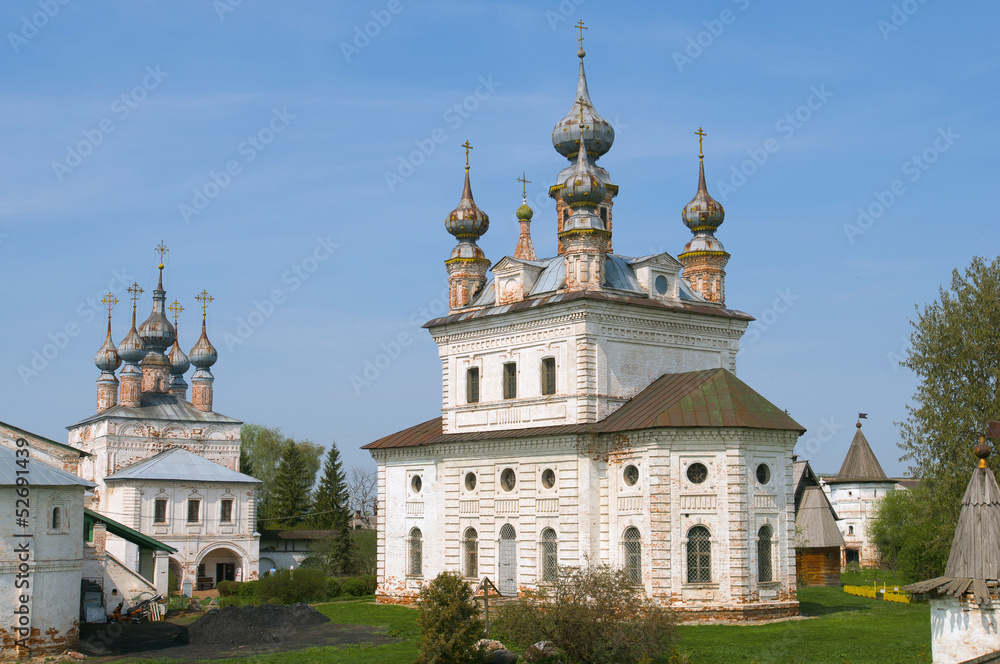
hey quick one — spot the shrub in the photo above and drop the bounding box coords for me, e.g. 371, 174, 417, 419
342, 575, 377, 596
494, 562, 679, 664
416, 572, 485, 664
219, 595, 242, 608
326, 577, 343, 598
217, 580, 239, 597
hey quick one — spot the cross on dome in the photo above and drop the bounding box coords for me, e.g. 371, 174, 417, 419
196, 290, 214, 319
102, 292, 118, 319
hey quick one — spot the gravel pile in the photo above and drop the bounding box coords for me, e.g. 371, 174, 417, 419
186, 603, 330, 646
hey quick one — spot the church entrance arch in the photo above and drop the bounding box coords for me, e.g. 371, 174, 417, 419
197, 544, 247, 588
498, 524, 517, 597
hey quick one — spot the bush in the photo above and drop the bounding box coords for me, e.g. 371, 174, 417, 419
217, 580, 239, 597
342, 575, 377, 596
494, 562, 679, 664
416, 572, 485, 664
326, 577, 343, 598
219, 595, 242, 608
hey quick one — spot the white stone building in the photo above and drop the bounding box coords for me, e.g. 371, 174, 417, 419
365, 39, 805, 620
0, 442, 95, 657
821, 420, 897, 568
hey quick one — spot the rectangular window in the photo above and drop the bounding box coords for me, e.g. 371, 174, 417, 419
503, 362, 517, 399
187, 499, 200, 523
154, 499, 167, 524
467, 367, 480, 404
542, 357, 556, 396
221, 499, 233, 523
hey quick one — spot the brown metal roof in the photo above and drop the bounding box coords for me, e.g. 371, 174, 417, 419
362, 369, 803, 450
828, 424, 888, 483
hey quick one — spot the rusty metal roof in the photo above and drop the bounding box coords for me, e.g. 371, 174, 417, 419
363, 369, 802, 450
827, 424, 888, 484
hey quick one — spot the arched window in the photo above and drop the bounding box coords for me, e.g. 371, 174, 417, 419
757, 525, 773, 583
540, 528, 558, 582
623, 527, 642, 584
51, 507, 61, 530
408, 528, 423, 577
463, 528, 478, 578
687, 526, 711, 583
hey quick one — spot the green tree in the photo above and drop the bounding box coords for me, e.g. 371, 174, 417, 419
241, 424, 323, 526
304, 443, 354, 573
268, 441, 315, 527
875, 256, 1000, 581
494, 563, 679, 664
416, 572, 485, 664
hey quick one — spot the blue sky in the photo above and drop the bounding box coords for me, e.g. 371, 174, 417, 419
1, 1, 996, 477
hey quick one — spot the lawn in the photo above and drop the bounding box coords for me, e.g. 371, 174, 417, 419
108, 588, 930, 664
678, 587, 931, 664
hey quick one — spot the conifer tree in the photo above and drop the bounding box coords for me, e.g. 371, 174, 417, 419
268, 440, 314, 527
310, 443, 355, 573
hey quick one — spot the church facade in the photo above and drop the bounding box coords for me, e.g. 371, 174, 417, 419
66, 255, 259, 598
365, 36, 804, 620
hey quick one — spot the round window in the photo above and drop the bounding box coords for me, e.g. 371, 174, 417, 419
541, 468, 556, 489
411, 475, 422, 493
623, 464, 639, 486
687, 463, 708, 484
464, 472, 477, 491
756, 463, 770, 485
654, 275, 668, 295
500, 468, 516, 492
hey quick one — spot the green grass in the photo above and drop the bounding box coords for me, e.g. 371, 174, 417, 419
677, 587, 931, 664
840, 569, 910, 589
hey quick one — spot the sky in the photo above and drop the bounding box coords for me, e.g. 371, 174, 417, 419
1, 0, 997, 477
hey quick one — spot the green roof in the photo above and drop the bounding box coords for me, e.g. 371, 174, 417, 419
84, 508, 176, 553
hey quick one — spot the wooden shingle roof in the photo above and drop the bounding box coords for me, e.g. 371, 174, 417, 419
795, 486, 846, 549
363, 369, 803, 450
827, 424, 888, 484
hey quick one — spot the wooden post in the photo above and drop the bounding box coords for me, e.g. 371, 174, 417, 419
473, 577, 503, 639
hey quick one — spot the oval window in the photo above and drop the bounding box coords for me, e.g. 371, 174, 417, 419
655, 275, 668, 295
623, 464, 639, 486
464, 472, 477, 491
756, 463, 770, 485
541, 468, 556, 489
687, 463, 708, 484
411, 475, 422, 493
501, 468, 516, 492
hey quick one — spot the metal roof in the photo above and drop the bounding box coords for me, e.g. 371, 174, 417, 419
104, 447, 260, 484
1, 420, 91, 457
827, 424, 888, 483
363, 368, 803, 450
69, 392, 242, 429
84, 508, 176, 553
905, 463, 1000, 605
795, 486, 846, 549
0, 444, 95, 488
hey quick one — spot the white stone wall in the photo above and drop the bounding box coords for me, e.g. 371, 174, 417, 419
432, 299, 748, 435
931, 595, 1000, 664
1, 486, 86, 655
372, 428, 798, 617
822, 480, 895, 567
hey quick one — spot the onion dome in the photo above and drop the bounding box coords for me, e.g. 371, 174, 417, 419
445, 167, 490, 240
117, 309, 147, 365
516, 201, 533, 221
138, 267, 176, 353
682, 136, 725, 232
560, 135, 607, 211
95, 319, 121, 372
189, 320, 217, 369
552, 49, 615, 161
168, 338, 190, 376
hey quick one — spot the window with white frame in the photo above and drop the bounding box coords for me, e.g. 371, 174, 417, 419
687, 526, 711, 583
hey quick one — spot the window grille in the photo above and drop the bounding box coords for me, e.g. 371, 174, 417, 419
187, 499, 200, 523
687, 526, 711, 583
542, 357, 556, 396
503, 362, 517, 399
623, 527, 642, 584
467, 367, 479, 404
541, 528, 558, 582
500, 468, 516, 492
464, 528, 478, 578
154, 499, 167, 524
758, 525, 773, 583
409, 528, 423, 576
221, 499, 234, 523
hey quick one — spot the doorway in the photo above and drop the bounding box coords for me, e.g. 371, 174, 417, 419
216, 562, 235, 583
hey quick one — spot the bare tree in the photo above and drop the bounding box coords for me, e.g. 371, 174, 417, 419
349, 466, 377, 527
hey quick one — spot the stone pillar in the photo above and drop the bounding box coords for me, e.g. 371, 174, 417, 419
154, 550, 169, 597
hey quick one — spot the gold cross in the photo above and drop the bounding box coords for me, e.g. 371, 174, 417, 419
102, 292, 118, 319
461, 140, 473, 170
576, 20, 587, 50
577, 96, 589, 130
196, 290, 214, 319
168, 300, 184, 326
517, 172, 531, 200
127, 282, 144, 308
695, 127, 707, 158
155, 241, 168, 269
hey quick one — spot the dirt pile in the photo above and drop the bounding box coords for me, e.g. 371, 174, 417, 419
186, 603, 330, 646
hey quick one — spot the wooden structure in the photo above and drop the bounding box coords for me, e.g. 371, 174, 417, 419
793, 458, 844, 586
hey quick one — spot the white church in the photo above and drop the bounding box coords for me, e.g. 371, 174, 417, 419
365, 35, 805, 621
